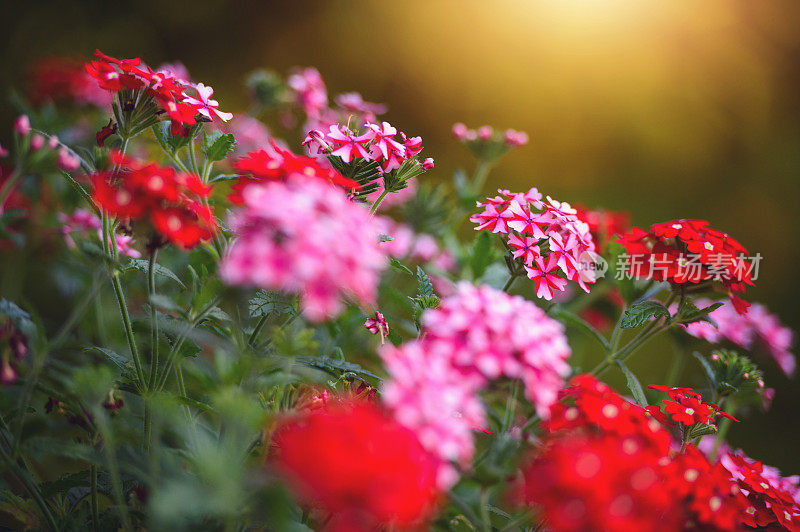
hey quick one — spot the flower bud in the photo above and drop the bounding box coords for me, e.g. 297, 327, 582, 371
451, 122, 468, 140
48, 135, 60, 149
478, 125, 493, 141
14, 115, 31, 136
422, 157, 435, 170
30, 134, 45, 151
57, 148, 81, 172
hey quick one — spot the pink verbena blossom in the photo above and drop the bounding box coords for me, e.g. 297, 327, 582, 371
364, 311, 389, 344
58, 209, 140, 257
681, 299, 796, 376
380, 284, 571, 487
287, 67, 328, 121
182, 83, 233, 122
220, 177, 386, 321
471, 188, 598, 298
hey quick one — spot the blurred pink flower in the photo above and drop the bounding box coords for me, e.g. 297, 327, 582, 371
220, 177, 386, 321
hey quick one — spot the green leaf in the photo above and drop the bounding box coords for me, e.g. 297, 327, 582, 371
386, 329, 403, 346
416, 267, 435, 299
688, 423, 718, 438
294, 356, 381, 382
0, 299, 35, 336
691, 351, 717, 390
470, 231, 495, 279
388, 258, 414, 276
620, 300, 670, 329
208, 173, 238, 183
249, 290, 296, 318
608, 240, 637, 304
676, 299, 723, 327
551, 307, 611, 352
149, 294, 182, 313
617, 361, 648, 406
201, 131, 236, 162
124, 259, 185, 288
86, 347, 130, 371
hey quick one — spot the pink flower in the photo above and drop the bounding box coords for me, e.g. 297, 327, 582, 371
57, 148, 81, 171
365, 121, 406, 171
48, 136, 59, 149
14, 115, 31, 136
326, 125, 371, 163
469, 203, 515, 233
525, 255, 568, 300
506, 201, 548, 238
220, 177, 386, 321
477, 125, 493, 141
182, 83, 232, 122
287, 67, 328, 120
364, 311, 389, 344
402, 135, 424, 159
504, 128, 529, 146
30, 134, 45, 151
0, 144, 7, 158
380, 283, 571, 487
112, 233, 141, 258
334, 92, 386, 121
682, 299, 795, 376
507, 233, 541, 265
451, 122, 469, 140
422, 157, 435, 170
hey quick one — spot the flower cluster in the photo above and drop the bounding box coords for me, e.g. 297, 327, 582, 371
364, 311, 389, 343
681, 298, 796, 376
230, 141, 361, 204
220, 176, 386, 321
85, 50, 231, 136
90, 152, 217, 248
520, 374, 758, 531
471, 188, 598, 299
380, 283, 571, 486
723, 452, 800, 530
645, 384, 738, 427
287, 67, 387, 132
618, 219, 754, 313
452, 122, 529, 146
574, 204, 630, 253
303, 121, 432, 173
28, 56, 111, 108
270, 397, 441, 531
58, 208, 140, 258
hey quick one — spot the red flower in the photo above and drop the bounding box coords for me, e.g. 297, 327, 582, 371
270, 398, 441, 531
574, 205, 630, 253
229, 142, 360, 204
90, 152, 216, 249
646, 384, 740, 427
619, 219, 754, 314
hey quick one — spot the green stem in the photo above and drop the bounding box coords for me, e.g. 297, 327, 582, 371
90, 464, 100, 532
502, 273, 518, 293
188, 138, 201, 175
710, 400, 735, 462
147, 249, 160, 388
249, 314, 270, 346
472, 159, 493, 193
110, 273, 146, 389
369, 188, 390, 214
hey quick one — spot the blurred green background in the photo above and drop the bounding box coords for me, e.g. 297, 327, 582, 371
1, 0, 798, 469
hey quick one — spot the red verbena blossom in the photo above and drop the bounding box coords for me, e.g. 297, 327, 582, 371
471, 188, 599, 300
270, 398, 441, 532
28, 56, 110, 108
618, 219, 754, 314
90, 152, 217, 249
574, 204, 630, 253
646, 384, 739, 428
85, 50, 231, 136
229, 141, 360, 204
722, 452, 800, 530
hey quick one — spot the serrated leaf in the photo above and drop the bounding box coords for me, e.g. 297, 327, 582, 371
202, 131, 236, 162
470, 231, 494, 278
617, 361, 648, 406
677, 299, 723, 327
620, 300, 670, 329
208, 173, 238, 183
688, 423, 718, 438
124, 259, 185, 288
416, 266, 435, 299
249, 290, 295, 318
87, 347, 130, 371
